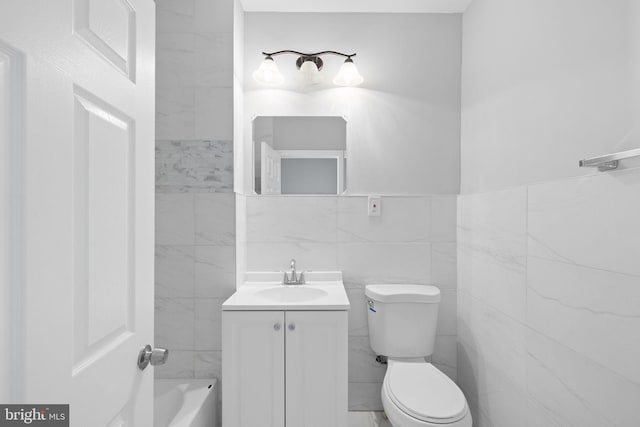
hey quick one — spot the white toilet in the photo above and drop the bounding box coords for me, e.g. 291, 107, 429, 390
365, 284, 472, 427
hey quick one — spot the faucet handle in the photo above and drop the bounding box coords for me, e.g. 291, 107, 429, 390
283, 259, 303, 285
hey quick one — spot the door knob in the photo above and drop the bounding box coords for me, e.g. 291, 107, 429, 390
288, 323, 296, 331
274, 322, 281, 331
138, 345, 169, 370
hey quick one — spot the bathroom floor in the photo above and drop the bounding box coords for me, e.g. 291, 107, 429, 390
348, 411, 392, 427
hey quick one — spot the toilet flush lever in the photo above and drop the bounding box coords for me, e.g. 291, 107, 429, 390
138, 345, 169, 370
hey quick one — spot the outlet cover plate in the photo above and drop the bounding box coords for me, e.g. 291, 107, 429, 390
368, 196, 381, 216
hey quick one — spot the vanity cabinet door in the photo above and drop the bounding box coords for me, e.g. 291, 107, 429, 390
222, 311, 286, 427
285, 311, 348, 427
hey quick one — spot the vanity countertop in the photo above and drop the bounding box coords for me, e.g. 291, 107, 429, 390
222, 271, 351, 311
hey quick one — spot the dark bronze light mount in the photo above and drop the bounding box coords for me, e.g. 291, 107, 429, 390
253, 50, 363, 86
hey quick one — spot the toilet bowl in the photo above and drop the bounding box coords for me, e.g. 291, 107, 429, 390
365, 284, 472, 427
381, 360, 471, 427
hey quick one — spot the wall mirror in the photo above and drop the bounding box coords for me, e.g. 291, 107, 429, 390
253, 116, 347, 195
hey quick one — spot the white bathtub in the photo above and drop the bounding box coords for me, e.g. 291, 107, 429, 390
154, 379, 218, 427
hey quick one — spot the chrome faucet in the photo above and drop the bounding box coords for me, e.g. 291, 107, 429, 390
283, 258, 305, 285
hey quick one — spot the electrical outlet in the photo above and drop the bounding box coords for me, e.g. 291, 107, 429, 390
368, 196, 381, 216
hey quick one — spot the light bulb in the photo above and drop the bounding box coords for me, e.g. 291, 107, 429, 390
252, 57, 284, 86
333, 58, 363, 87
298, 60, 323, 85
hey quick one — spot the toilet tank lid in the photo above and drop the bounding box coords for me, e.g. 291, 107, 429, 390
365, 284, 440, 303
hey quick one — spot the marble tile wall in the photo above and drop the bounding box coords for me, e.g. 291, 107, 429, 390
457, 167, 640, 427
154, 192, 236, 380
154, 5, 235, 416
244, 195, 458, 410
156, 0, 233, 142
156, 140, 233, 193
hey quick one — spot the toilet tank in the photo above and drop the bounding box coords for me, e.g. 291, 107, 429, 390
365, 284, 441, 358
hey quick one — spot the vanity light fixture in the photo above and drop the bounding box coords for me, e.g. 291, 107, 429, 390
253, 50, 363, 87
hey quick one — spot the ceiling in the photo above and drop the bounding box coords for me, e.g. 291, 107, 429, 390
240, 0, 473, 14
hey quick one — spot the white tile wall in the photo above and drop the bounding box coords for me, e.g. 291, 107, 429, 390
246, 196, 338, 244
194, 245, 236, 298
457, 168, 640, 427
336, 197, 431, 243
528, 171, 640, 276
155, 0, 234, 390
458, 187, 527, 322
155, 5, 233, 427
156, 0, 233, 142
154, 192, 235, 380
156, 88, 196, 140
195, 88, 234, 140
244, 195, 458, 409
194, 351, 222, 379
154, 350, 195, 379
194, 298, 224, 351
431, 242, 457, 290
193, 33, 233, 87
156, 193, 195, 245
527, 257, 640, 384
247, 241, 339, 272
338, 243, 432, 286
155, 245, 195, 298
154, 152, 235, 382
430, 196, 458, 242
432, 335, 457, 380
436, 290, 458, 335
526, 328, 640, 427
156, 0, 232, 34
195, 193, 236, 245
347, 411, 392, 427
155, 298, 195, 350
348, 382, 384, 411
156, 32, 197, 87
346, 288, 369, 337
348, 337, 387, 384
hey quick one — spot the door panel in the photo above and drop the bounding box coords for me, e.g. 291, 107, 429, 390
73, 0, 137, 80
222, 311, 286, 427
261, 141, 282, 195
0, 1, 155, 425
286, 311, 348, 427
72, 87, 135, 368
0, 38, 23, 404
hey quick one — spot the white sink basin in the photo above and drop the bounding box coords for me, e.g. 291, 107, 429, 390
255, 286, 329, 303
222, 271, 350, 311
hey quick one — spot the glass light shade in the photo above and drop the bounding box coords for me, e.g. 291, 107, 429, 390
333, 59, 363, 87
252, 57, 284, 86
298, 60, 323, 85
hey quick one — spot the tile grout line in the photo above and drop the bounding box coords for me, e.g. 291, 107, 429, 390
192, 193, 197, 377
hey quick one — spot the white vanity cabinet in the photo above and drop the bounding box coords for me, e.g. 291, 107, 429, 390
222, 310, 348, 427
222, 311, 286, 427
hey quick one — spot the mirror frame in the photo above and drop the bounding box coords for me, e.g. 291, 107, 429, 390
251, 115, 348, 196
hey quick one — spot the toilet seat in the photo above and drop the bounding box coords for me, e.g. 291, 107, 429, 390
383, 361, 468, 425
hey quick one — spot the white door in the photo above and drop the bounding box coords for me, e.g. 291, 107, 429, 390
286, 311, 348, 427
0, 1, 156, 426
261, 141, 282, 195
222, 311, 285, 427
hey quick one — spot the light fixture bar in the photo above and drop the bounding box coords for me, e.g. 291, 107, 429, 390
254, 49, 363, 87
261, 50, 357, 59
